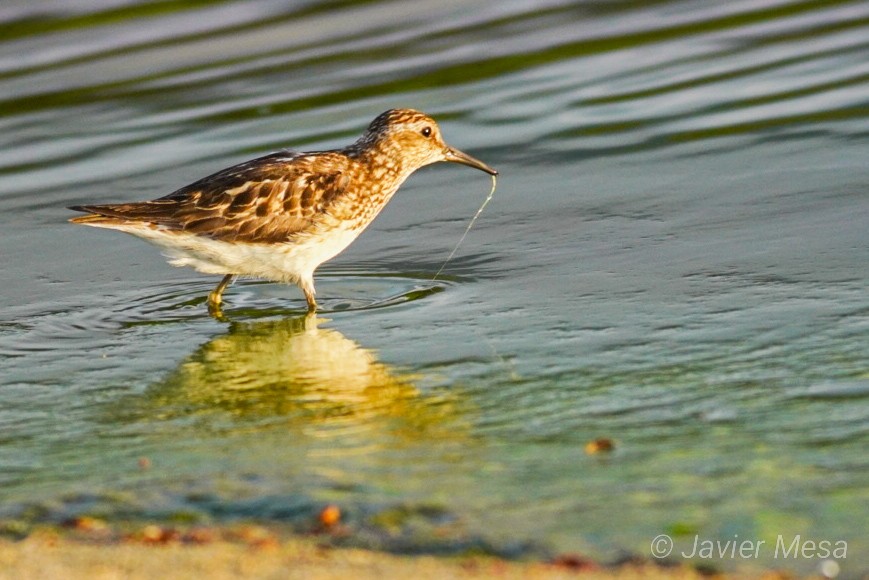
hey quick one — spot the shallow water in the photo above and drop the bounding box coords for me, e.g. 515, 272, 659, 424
1, 0, 867, 574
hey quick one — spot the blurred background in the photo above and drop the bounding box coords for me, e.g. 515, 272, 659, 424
0, 0, 867, 575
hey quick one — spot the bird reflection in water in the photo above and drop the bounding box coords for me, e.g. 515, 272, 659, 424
134, 315, 466, 449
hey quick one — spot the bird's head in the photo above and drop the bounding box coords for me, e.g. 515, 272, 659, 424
356, 109, 498, 176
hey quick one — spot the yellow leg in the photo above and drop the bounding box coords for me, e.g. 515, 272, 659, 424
303, 287, 317, 313
208, 274, 235, 308
300, 276, 317, 312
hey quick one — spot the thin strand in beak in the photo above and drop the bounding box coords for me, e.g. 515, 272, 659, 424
433, 173, 497, 281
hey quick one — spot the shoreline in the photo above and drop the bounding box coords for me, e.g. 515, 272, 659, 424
0, 523, 801, 579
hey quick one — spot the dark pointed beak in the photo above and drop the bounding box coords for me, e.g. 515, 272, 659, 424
444, 147, 498, 176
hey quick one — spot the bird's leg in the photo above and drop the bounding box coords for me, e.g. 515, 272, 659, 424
300, 276, 317, 313
303, 287, 317, 313
208, 274, 236, 309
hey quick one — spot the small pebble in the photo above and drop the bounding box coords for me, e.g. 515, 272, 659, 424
319, 504, 341, 527
585, 437, 615, 454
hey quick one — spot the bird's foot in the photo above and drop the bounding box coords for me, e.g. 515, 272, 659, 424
207, 292, 228, 320
207, 301, 227, 321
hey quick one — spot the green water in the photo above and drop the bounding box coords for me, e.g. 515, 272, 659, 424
1, 0, 867, 575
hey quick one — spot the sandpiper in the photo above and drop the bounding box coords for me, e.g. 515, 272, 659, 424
69, 109, 497, 313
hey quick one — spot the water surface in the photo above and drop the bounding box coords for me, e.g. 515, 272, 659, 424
1, 0, 867, 575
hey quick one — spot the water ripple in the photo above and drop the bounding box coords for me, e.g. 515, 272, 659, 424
1, 0, 867, 571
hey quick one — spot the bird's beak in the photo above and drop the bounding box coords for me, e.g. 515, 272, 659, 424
444, 147, 498, 176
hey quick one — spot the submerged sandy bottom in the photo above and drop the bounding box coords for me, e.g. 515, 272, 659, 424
0, 528, 793, 580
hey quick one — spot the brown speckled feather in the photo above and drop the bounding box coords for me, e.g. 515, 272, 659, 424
71, 151, 351, 243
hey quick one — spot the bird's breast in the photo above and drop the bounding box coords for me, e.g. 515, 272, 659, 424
330, 172, 406, 227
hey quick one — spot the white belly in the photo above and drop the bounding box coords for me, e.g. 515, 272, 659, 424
108, 223, 362, 284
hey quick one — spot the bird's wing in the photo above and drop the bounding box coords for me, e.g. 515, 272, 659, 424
69, 151, 352, 243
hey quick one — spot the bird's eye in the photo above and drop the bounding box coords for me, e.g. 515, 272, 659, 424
421, 127, 432, 138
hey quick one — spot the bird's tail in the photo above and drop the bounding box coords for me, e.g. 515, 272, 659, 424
68, 205, 125, 226
68, 203, 174, 226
